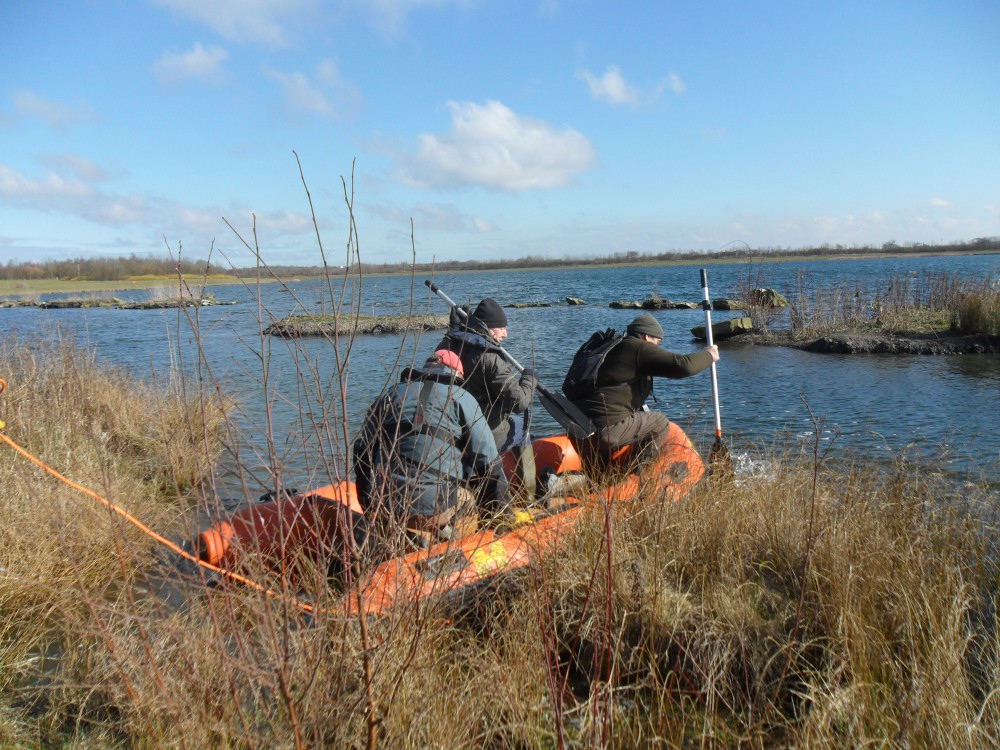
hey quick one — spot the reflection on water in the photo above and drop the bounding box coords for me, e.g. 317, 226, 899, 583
3, 254, 998, 493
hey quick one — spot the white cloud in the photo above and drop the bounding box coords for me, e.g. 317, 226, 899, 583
217, 208, 314, 236
0, 162, 317, 259
537, 0, 560, 18
473, 216, 497, 232
401, 100, 595, 191
267, 69, 333, 116
928, 197, 950, 208
0, 164, 152, 226
578, 66, 686, 107
11, 91, 97, 129
722, 205, 991, 250
153, 0, 477, 42
152, 0, 318, 47
414, 203, 467, 231
362, 0, 474, 37
38, 154, 119, 183
577, 66, 640, 107
0, 165, 93, 201
90, 195, 150, 225
264, 59, 362, 119
0, 164, 173, 232
153, 43, 230, 84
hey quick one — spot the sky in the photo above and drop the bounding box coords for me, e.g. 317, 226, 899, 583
1, 0, 998, 269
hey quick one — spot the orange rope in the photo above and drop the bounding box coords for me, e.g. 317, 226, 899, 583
0, 412, 320, 615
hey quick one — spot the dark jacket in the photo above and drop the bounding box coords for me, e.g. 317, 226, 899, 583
435, 312, 536, 446
352, 362, 509, 520
571, 334, 715, 427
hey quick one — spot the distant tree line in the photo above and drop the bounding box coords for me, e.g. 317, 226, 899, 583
0, 254, 230, 281
3, 238, 997, 281
320, 237, 1000, 277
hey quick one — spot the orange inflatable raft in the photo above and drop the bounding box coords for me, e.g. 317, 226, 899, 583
194, 421, 705, 617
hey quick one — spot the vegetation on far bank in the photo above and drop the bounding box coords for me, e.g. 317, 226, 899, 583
2, 237, 997, 295
0, 332, 997, 748
0, 275, 238, 297
733, 266, 1000, 349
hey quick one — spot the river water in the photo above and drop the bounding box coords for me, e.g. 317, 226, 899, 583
4, 253, 998, 495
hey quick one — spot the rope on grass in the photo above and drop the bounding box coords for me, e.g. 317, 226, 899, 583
0, 387, 321, 615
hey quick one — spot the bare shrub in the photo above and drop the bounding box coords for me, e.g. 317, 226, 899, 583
733, 256, 788, 332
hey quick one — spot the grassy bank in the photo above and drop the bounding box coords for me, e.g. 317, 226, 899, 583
0, 333, 996, 747
736, 268, 1000, 341
0, 334, 229, 746
0, 275, 241, 297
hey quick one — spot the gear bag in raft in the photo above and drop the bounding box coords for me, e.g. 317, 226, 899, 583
562, 328, 624, 401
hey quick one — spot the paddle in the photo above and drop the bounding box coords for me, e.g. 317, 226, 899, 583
699, 269, 733, 474
424, 280, 595, 439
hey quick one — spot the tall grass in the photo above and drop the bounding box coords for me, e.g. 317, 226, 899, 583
782, 269, 1000, 339
0, 331, 228, 745
7, 427, 995, 747
1, 177, 996, 748
0, 318, 1000, 748
953, 282, 1000, 336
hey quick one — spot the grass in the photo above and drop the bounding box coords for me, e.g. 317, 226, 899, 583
953, 287, 1000, 336
1, 171, 996, 748
738, 266, 1000, 340
0, 275, 239, 297
0, 330, 997, 748
0, 332, 229, 742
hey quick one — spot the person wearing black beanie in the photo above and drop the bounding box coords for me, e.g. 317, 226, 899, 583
435, 297, 535, 451
472, 298, 508, 330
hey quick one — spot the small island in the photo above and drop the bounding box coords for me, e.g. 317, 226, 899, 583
264, 313, 449, 337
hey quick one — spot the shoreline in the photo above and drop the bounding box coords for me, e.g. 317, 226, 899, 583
1, 248, 995, 297
738, 329, 1000, 355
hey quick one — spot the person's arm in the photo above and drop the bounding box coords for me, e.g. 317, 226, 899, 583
636, 343, 717, 379
482, 352, 534, 415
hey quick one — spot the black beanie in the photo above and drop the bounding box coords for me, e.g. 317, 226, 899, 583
473, 298, 507, 328
626, 312, 664, 339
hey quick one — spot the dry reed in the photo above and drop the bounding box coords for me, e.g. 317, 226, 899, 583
1, 172, 996, 748
2, 328, 996, 748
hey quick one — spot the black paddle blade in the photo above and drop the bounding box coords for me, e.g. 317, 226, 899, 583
536, 384, 595, 439
708, 437, 734, 478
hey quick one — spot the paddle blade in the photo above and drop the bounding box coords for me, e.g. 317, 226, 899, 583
536, 384, 595, 439
708, 437, 734, 478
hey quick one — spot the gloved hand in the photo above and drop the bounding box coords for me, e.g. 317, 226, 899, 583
449, 304, 470, 327
520, 368, 537, 388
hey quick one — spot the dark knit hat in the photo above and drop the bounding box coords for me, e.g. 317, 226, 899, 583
473, 298, 507, 328
626, 312, 664, 339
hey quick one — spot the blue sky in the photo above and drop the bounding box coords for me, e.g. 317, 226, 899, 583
2, 0, 998, 268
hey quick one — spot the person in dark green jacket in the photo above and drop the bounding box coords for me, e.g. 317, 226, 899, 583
570, 313, 719, 467
353, 349, 512, 546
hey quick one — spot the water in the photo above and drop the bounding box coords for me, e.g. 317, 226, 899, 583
3, 253, 998, 494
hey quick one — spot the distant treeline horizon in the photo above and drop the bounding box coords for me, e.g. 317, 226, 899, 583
3, 237, 998, 282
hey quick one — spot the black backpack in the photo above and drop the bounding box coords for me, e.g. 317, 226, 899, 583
562, 328, 624, 401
